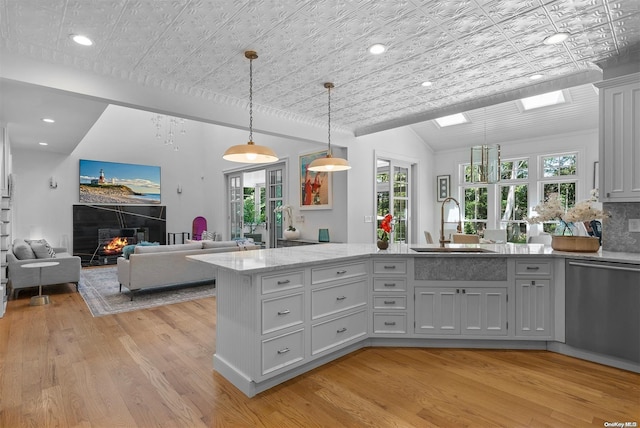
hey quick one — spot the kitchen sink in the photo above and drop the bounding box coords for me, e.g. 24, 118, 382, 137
411, 247, 495, 253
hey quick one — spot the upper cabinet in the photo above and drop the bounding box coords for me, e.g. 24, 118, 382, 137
596, 73, 640, 202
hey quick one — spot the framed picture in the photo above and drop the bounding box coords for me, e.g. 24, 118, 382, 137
299, 150, 332, 210
79, 159, 161, 204
437, 175, 450, 201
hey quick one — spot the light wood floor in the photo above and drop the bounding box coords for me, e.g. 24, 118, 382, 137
1, 283, 638, 427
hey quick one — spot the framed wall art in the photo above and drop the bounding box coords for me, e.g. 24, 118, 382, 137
299, 150, 332, 210
437, 174, 450, 201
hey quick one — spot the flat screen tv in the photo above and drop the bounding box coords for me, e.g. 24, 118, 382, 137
79, 159, 161, 204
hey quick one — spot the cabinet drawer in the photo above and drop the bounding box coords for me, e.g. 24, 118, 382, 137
373, 295, 407, 310
516, 260, 552, 276
312, 279, 367, 319
262, 292, 304, 334
372, 277, 407, 292
262, 329, 305, 375
311, 310, 367, 355
311, 261, 367, 285
373, 260, 407, 275
373, 313, 407, 334
262, 271, 304, 294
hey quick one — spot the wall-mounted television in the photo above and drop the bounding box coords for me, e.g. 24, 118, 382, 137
79, 159, 161, 204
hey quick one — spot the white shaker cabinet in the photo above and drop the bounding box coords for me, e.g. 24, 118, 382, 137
596, 73, 640, 202
415, 286, 508, 337
514, 259, 553, 339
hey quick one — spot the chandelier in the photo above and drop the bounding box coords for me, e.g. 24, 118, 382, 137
151, 114, 186, 151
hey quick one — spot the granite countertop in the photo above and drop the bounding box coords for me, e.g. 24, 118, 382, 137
187, 242, 640, 274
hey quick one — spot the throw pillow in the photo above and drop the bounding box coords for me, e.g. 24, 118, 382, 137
26, 239, 56, 259
12, 239, 36, 260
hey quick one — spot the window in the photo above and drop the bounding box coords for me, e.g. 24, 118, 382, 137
542, 153, 576, 178
499, 159, 528, 243
463, 186, 487, 234
459, 152, 582, 242
519, 90, 567, 111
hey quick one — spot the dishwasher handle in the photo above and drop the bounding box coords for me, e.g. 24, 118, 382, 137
568, 261, 640, 273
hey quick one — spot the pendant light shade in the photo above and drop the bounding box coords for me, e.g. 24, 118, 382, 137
223, 51, 278, 164
470, 144, 501, 183
308, 82, 351, 172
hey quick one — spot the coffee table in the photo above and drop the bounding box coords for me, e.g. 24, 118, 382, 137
21, 261, 60, 306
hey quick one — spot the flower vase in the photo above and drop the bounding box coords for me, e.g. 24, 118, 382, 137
376, 240, 389, 250
551, 235, 600, 252
283, 229, 300, 240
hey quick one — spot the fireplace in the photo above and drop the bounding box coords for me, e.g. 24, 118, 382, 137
73, 205, 166, 266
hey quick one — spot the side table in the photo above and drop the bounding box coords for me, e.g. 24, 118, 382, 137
21, 261, 60, 306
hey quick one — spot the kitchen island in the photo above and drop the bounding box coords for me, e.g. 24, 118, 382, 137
189, 243, 640, 397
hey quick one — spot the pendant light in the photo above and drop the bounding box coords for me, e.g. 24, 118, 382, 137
308, 82, 351, 172
223, 51, 279, 164
470, 108, 500, 183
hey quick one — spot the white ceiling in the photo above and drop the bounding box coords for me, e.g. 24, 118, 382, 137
0, 0, 638, 154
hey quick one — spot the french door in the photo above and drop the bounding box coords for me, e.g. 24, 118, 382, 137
376, 158, 412, 244
226, 163, 285, 248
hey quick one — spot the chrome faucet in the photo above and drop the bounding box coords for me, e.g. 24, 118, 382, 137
439, 197, 462, 247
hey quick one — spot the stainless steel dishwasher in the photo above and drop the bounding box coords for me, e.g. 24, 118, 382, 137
565, 259, 640, 363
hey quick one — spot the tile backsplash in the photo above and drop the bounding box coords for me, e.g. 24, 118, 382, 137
603, 202, 640, 253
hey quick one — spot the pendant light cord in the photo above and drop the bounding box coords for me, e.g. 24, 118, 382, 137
327, 83, 332, 155
249, 56, 253, 143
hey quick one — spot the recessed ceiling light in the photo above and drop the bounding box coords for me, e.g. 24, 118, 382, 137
421, 81, 433, 87
41, 118, 55, 123
71, 34, 93, 46
368, 44, 387, 55
543, 32, 570, 45
39, 142, 48, 146
530, 74, 543, 80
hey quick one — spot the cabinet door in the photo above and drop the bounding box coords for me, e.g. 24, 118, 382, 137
601, 77, 640, 202
415, 287, 459, 334
515, 279, 550, 337
460, 288, 508, 336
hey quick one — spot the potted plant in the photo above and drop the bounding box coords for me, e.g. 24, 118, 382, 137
526, 190, 608, 252
377, 213, 393, 250
274, 204, 300, 240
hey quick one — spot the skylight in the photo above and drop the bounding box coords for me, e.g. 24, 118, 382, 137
434, 113, 469, 127
520, 90, 566, 111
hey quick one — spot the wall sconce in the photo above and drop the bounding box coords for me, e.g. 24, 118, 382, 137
470, 144, 500, 183
177, 184, 183, 194
49, 176, 58, 189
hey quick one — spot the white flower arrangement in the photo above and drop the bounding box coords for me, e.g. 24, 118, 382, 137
526, 190, 608, 235
273, 204, 296, 231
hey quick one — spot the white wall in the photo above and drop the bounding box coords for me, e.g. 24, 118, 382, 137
12, 104, 353, 249
348, 127, 436, 244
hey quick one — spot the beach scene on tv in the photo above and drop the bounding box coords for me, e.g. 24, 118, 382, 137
79, 159, 161, 204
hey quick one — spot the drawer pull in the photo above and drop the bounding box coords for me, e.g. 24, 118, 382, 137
336, 270, 347, 275
384, 283, 396, 287
277, 279, 291, 285
277, 309, 290, 315
336, 296, 347, 301
384, 265, 396, 269
384, 322, 396, 326
526, 266, 539, 270
337, 327, 347, 333
277, 348, 290, 354
384, 300, 396, 304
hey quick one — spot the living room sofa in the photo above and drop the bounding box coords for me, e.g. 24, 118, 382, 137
7, 239, 82, 299
117, 240, 258, 299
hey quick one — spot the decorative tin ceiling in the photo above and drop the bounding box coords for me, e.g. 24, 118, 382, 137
0, 0, 639, 136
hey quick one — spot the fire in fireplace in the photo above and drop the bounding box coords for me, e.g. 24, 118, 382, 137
102, 236, 130, 255
97, 228, 140, 257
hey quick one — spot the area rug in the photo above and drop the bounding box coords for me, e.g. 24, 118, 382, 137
78, 267, 215, 317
